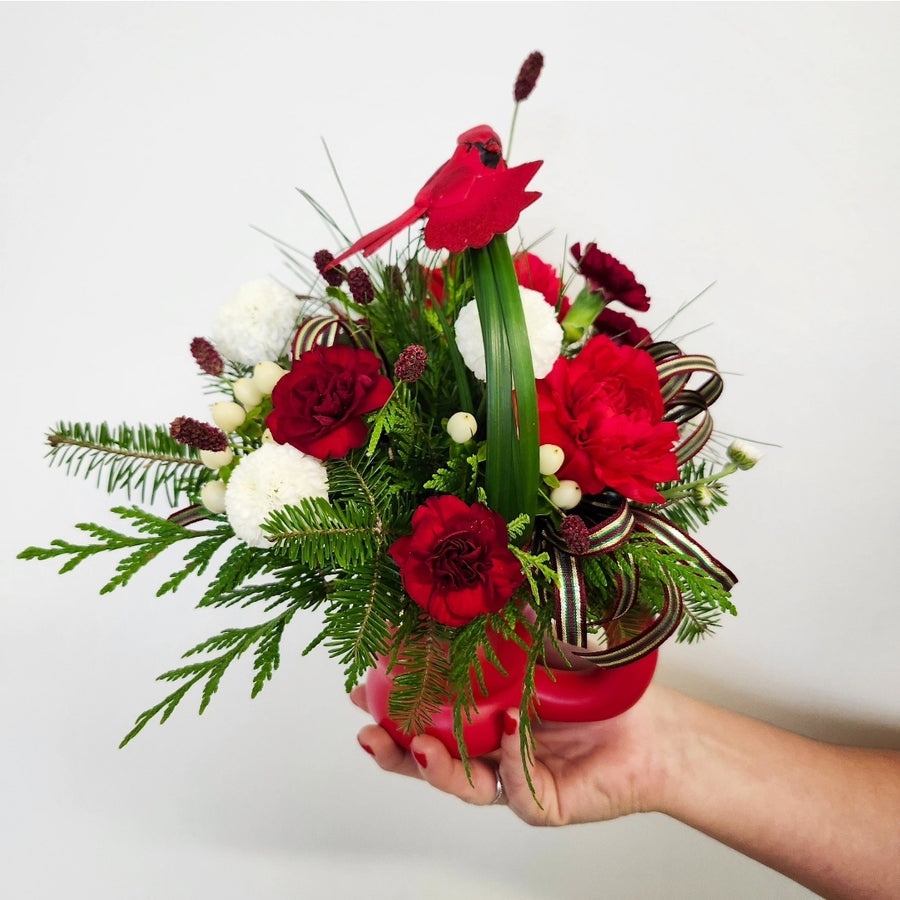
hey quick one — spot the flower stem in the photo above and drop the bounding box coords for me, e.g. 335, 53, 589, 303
659, 462, 739, 500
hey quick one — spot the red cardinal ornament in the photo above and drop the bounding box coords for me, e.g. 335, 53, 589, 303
328, 125, 542, 267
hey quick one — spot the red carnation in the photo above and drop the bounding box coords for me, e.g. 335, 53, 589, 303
268, 344, 393, 459
571, 243, 651, 311
389, 495, 524, 627
514, 251, 570, 318
537, 335, 679, 503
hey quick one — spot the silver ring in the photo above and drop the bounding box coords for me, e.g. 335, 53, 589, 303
490, 768, 504, 805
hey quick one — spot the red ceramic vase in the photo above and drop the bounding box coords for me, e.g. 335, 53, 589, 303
364, 629, 657, 759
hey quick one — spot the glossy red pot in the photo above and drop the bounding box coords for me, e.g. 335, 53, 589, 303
365, 630, 657, 759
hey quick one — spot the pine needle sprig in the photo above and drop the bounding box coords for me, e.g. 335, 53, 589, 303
262, 498, 382, 570
623, 534, 737, 642
317, 554, 402, 689
45, 422, 208, 505
17, 506, 228, 595
386, 622, 455, 740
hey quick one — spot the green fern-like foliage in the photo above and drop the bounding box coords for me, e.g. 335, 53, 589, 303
119, 573, 326, 747
17, 506, 232, 595
45, 422, 209, 505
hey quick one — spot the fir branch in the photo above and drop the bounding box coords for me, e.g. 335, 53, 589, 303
316, 553, 401, 689
262, 498, 382, 569
44, 422, 209, 505
620, 535, 737, 642
387, 623, 454, 739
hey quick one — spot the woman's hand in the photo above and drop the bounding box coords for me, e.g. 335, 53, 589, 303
351, 681, 670, 825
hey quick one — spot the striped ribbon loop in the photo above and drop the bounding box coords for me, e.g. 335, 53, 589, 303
542, 499, 637, 647
573, 569, 683, 668
647, 341, 724, 464
548, 544, 588, 647
610, 558, 640, 621
291, 315, 350, 358
167, 504, 210, 527
632, 508, 737, 590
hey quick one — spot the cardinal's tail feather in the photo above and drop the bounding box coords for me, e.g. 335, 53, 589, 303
327, 206, 424, 269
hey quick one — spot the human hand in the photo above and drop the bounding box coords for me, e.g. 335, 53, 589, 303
351, 681, 671, 826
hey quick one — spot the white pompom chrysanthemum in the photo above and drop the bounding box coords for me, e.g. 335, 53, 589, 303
225, 442, 329, 547
211, 279, 302, 366
454, 287, 563, 380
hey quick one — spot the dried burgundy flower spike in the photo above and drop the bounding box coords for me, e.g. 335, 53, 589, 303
190, 337, 224, 376
314, 249, 345, 287
346, 266, 375, 305
169, 416, 229, 452
514, 51, 544, 102
560, 515, 591, 555
394, 345, 428, 383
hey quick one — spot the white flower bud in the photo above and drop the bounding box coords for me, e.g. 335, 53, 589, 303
727, 439, 763, 470
693, 484, 714, 507
200, 447, 234, 469
550, 479, 582, 510
539, 444, 565, 476
200, 480, 227, 514
233, 377, 264, 409
253, 360, 287, 395
446, 411, 478, 443
212, 401, 246, 432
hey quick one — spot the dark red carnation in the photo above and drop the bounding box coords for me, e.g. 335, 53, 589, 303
571, 243, 650, 311
594, 307, 652, 348
268, 344, 393, 459
389, 495, 524, 627
537, 335, 679, 503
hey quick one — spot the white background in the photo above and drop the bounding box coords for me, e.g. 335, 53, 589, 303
3, 3, 899, 898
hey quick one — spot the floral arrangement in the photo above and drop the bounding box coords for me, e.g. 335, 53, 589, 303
19, 53, 758, 764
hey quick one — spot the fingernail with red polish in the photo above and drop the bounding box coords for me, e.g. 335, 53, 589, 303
504, 712, 518, 736
413, 750, 428, 769
358, 739, 375, 756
